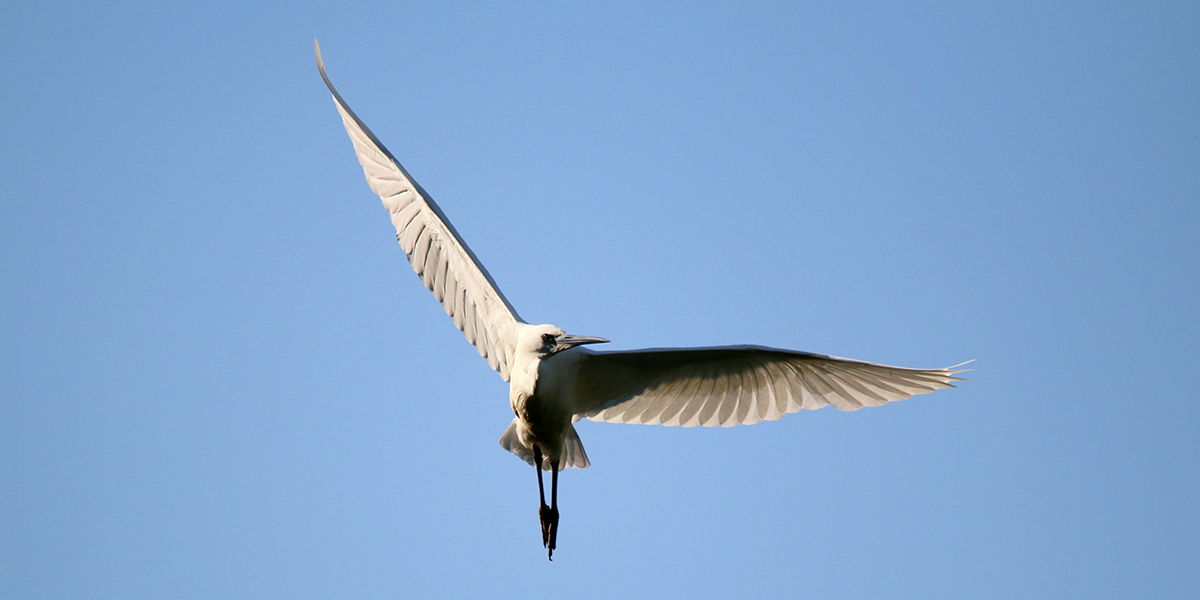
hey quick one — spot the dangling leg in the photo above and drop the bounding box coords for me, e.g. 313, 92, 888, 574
546, 459, 560, 558
534, 446, 553, 555
534, 446, 546, 511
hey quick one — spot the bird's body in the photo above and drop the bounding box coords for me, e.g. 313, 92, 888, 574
502, 326, 598, 471
315, 41, 966, 560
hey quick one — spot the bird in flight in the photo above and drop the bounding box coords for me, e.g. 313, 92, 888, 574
315, 41, 965, 560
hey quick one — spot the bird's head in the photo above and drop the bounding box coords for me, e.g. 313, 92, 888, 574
519, 324, 609, 359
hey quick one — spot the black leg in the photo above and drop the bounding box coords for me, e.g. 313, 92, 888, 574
547, 459, 560, 558
534, 446, 554, 558
534, 446, 546, 510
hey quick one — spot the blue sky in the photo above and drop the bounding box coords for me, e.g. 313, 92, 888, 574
2, 1, 1197, 598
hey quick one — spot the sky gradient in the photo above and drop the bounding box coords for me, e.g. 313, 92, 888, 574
2, 1, 1198, 598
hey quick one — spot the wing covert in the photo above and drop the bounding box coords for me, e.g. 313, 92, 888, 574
316, 42, 524, 381
574, 346, 966, 427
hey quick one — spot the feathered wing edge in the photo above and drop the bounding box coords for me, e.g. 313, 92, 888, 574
573, 346, 968, 427
316, 41, 524, 381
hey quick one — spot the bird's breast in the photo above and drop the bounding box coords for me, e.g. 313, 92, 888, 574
511, 392, 548, 424
509, 358, 574, 425
510, 384, 563, 426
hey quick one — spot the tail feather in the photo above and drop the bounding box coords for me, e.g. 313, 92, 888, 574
560, 423, 591, 469
498, 419, 591, 470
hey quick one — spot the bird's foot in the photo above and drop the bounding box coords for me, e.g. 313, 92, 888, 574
539, 505, 559, 560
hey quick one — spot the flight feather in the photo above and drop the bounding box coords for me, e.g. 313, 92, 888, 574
574, 347, 967, 427
316, 41, 524, 381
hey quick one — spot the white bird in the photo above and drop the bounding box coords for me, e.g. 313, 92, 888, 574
315, 41, 966, 560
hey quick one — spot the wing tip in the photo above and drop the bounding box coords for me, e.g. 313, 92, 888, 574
314, 39, 338, 97
944, 359, 975, 379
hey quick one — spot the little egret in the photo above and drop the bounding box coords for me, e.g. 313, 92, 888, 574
316, 41, 966, 560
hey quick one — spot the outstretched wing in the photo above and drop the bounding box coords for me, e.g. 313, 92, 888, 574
316, 41, 524, 381
574, 346, 966, 427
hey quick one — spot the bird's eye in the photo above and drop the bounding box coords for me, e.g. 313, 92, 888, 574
542, 333, 556, 345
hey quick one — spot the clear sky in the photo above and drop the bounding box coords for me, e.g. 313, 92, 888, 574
2, 1, 1197, 598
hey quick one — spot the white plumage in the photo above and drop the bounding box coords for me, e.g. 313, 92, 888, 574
320, 52, 524, 379
316, 41, 966, 560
